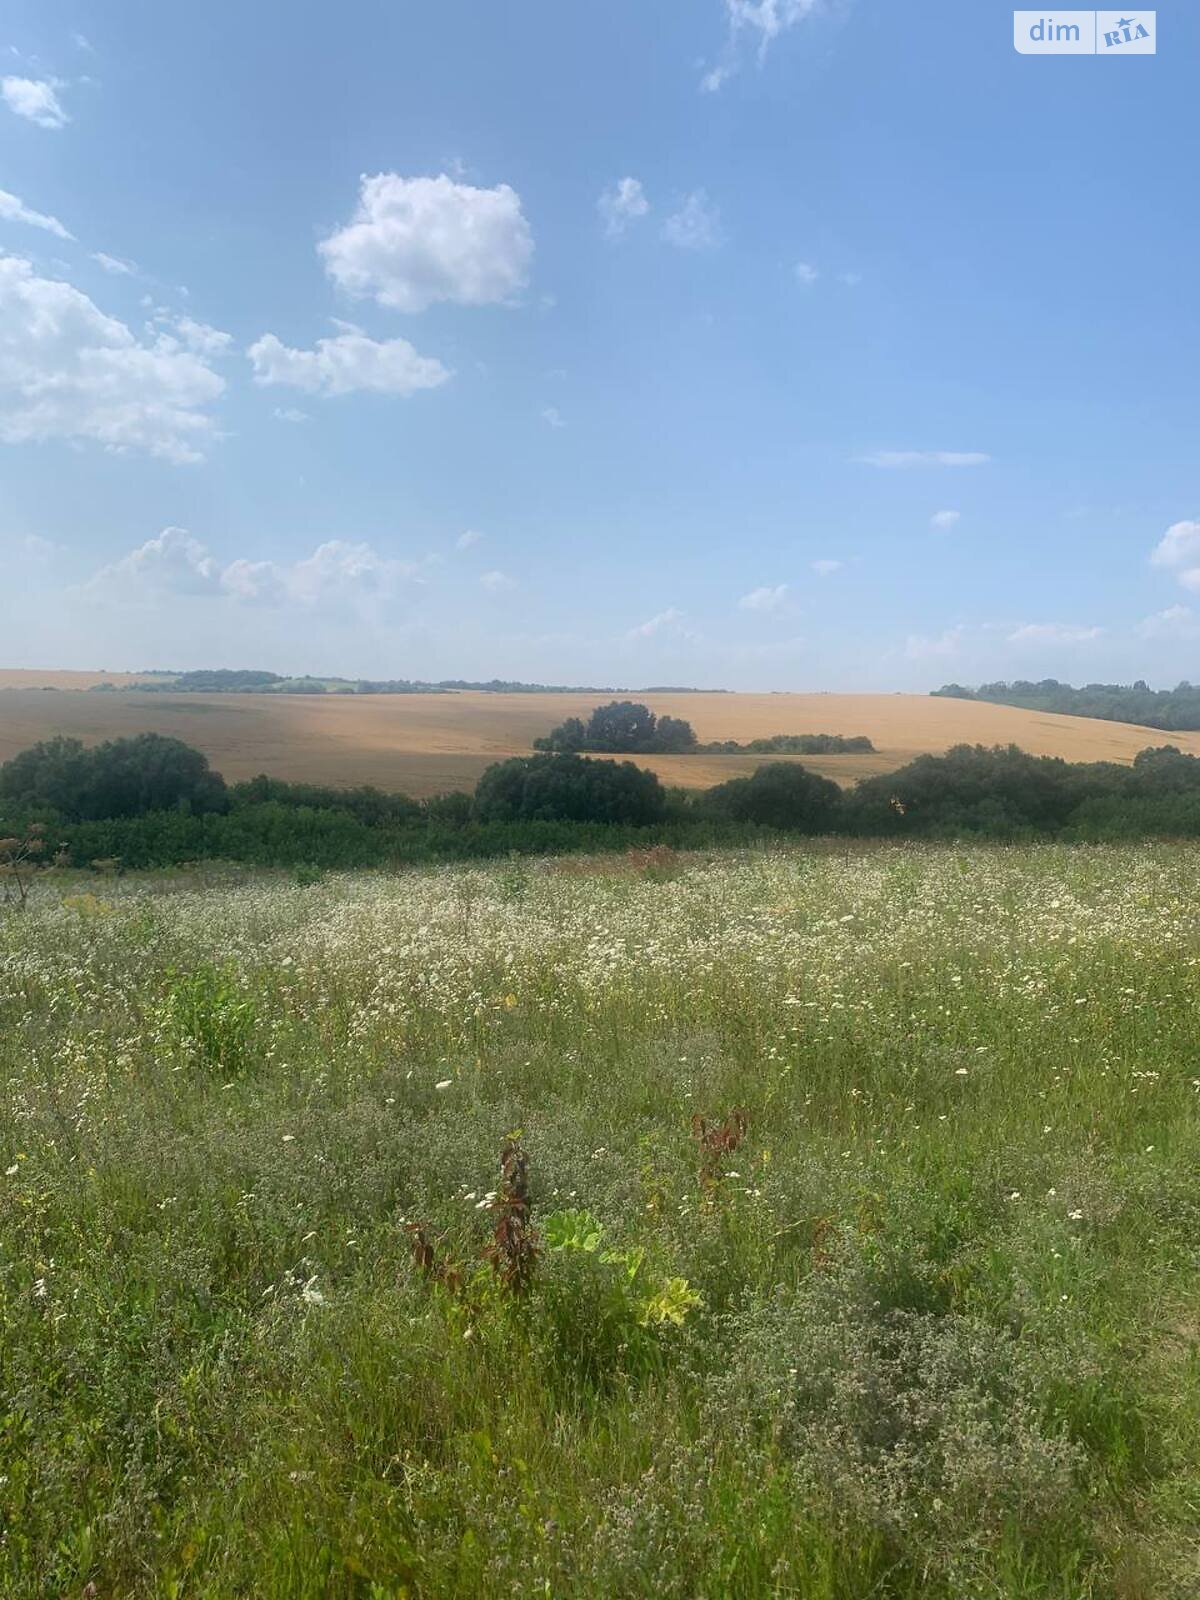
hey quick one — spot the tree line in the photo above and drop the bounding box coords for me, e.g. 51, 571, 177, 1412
933, 678, 1200, 732
533, 700, 874, 755
7, 731, 1200, 873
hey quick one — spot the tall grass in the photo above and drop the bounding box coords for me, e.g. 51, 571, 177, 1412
1, 842, 1198, 1596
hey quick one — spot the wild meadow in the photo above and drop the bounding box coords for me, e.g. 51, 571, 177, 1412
2, 841, 1199, 1597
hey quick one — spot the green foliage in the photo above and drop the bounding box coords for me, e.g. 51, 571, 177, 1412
933, 676, 1200, 731
474, 752, 669, 825
705, 760, 844, 831
2, 842, 1196, 1595
534, 699, 698, 754
698, 732, 875, 754
0, 733, 228, 822
157, 963, 259, 1072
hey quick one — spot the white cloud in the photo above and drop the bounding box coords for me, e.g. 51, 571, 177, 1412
1150, 519, 1200, 577
905, 627, 966, 660
541, 405, 566, 429
0, 254, 224, 463
90, 527, 221, 597
1137, 605, 1198, 640
2, 77, 68, 129
272, 406, 310, 423
288, 539, 415, 606
702, 0, 825, 91
738, 583, 789, 612
627, 606, 686, 639
598, 177, 650, 237
456, 528, 484, 550
662, 191, 722, 252
860, 450, 990, 468
0, 189, 73, 240
930, 509, 961, 532
247, 329, 450, 398
479, 569, 516, 591
319, 172, 533, 313
726, 0, 824, 45
90, 529, 418, 612
92, 251, 136, 275
811, 558, 841, 576
169, 316, 234, 356
1006, 623, 1103, 646
794, 259, 819, 285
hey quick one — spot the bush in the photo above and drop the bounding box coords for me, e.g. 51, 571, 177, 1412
474, 753, 669, 825
704, 762, 843, 832
0, 734, 228, 822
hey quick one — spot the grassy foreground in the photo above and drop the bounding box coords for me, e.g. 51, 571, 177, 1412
2, 844, 1199, 1597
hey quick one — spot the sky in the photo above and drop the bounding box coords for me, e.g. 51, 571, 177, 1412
0, 0, 1196, 691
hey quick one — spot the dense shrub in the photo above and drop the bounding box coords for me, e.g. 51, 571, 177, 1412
474, 753, 669, 824
229, 775, 422, 827
698, 733, 875, 754
704, 762, 843, 832
0, 734, 228, 822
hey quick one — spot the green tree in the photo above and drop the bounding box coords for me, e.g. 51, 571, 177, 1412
704, 762, 843, 832
474, 753, 668, 824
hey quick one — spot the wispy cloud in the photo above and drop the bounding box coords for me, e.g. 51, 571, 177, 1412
738, 583, 789, 613
930, 509, 961, 531
859, 450, 990, 469
0, 188, 73, 240
598, 177, 649, 237
627, 606, 686, 639
1006, 622, 1103, 646
1, 76, 68, 129
701, 0, 827, 92
662, 191, 722, 252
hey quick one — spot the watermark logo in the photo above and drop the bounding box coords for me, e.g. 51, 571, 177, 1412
1013, 11, 1155, 53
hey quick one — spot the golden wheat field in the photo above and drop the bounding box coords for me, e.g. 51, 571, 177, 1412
0, 671, 1193, 795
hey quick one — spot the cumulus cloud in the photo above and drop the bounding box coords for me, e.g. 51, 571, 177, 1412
859, 450, 990, 468
811, 558, 841, 576
930, 509, 961, 531
1150, 520, 1200, 590
272, 406, 309, 423
90, 527, 221, 597
247, 328, 451, 397
0, 188, 73, 240
598, 177, 649, 237
456, 528, 484, 550
738, 584, 789, 612
0, 254, 224, 463
1006, 623, 1103, 646
319, 172, 533, 313
89, 528, 418, 611
2, 77, 68, 129
662, 191, 722, 252
479, 569, 516, 591
541, 405, 566, 428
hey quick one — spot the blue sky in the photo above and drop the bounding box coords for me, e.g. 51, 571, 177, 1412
1, 1, 1196, 689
